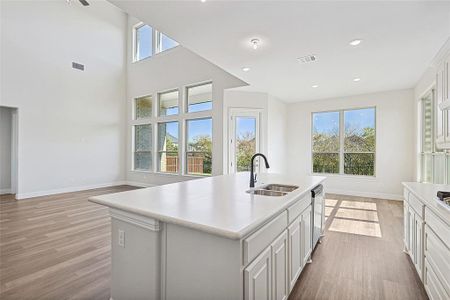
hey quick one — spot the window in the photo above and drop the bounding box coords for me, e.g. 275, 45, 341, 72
134, 124, 152, 170
133, 22, 179, 62
186, 118, 212, 176
158, 122, 179, 173
312, 111, 340, 174
186, 83, 212, 113
343, 108, 376, 176
135, 95, 152, 119
312, 107, 376, 176
159, 33, 178, 52
134, 24, 153, 61
131, 81, 213, 175
158, 90, 179, 116
419, 90, 449, 184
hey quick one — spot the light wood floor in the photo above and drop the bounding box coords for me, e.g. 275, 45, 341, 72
0, 186, 139, 300
1, 189, 428, 299
289, 194, 428, 300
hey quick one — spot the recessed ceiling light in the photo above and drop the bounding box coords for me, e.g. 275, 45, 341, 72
353, 77, 361, 82
349, 39, 362, 46
201, 0, 206, 2
242, 67, 250, 72
250, 38, 260, 50
312, 84, 319, 88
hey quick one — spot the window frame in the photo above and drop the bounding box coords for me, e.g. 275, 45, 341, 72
311, 106, 377, 177
157, 121, 180, 174
158, 89, 179, 117
133, 123, 153, 171
185, 82, 213, 114
185, 117, 213, 177
130, 81, 214, 176
133, 23, 155, 62
133, 23, 179, 63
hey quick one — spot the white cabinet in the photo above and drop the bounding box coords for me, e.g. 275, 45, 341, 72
244, 246, 272, 300
403, 186, 450, 300
301, 205, 312, 266
271, 231, 289, 300
288, 217, 301, 292
244, 230, 290, 300
414, 213, 424, 277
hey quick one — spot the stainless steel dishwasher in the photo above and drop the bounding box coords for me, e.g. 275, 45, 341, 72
311, 184, 324, 249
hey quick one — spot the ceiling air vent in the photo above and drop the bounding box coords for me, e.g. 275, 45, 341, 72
297, 55, 317, 64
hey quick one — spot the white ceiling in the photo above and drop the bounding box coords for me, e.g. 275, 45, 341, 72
110, 0, 450, 102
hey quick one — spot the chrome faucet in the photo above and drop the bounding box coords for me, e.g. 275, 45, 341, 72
250, 153, 270, 188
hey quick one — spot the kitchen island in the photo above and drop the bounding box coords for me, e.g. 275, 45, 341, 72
89, 173, 326, 300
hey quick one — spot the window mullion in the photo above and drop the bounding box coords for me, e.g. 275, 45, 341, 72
339, 110, 345, 174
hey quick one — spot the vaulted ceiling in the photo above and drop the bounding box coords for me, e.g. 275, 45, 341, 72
110, 0, 450, 102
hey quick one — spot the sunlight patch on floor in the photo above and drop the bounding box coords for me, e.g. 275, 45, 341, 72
335, 207, 379, 222
340, 200, 377, 211
325, 199, 338, 207
329, 218, 382, 237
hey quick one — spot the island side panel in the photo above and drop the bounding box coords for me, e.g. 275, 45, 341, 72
111, 216, 161, 300
165, 223, 242, 300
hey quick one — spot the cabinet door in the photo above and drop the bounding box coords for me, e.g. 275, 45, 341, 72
288, 217, 301, 292
271, 231, 288, 300
408, 207, 415, 261
301, 205, 312, 266
244, 247, 272, 300
404, 203, 410, 251
414, 213, 424, 280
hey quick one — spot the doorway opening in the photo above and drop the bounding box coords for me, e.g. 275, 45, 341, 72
228, 108, 261, 174
0, 106, 18, 197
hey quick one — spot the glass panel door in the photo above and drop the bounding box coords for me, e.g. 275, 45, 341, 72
228, 109, 261, 173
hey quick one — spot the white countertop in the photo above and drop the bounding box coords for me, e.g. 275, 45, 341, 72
89, 173, 325, 239
402, 182, 450, 222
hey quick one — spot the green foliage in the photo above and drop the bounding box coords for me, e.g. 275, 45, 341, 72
236, 132, 256, 172
313, 125, 375, 176
165, 138, 178, 153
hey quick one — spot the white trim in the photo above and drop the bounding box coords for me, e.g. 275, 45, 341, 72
431, 37, 450, 67
326, 188, 403, 201
110, 208, 160, 231
15, 181, 128, 200
0, 188, 12, 195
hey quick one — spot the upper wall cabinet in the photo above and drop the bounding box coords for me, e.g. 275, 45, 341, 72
435, 52, 450, 149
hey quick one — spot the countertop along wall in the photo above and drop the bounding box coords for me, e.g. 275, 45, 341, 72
286, 89, 416, 200
0, 1, 128, 199
126, 16, 246, 186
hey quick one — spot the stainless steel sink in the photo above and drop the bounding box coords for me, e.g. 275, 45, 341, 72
246, 189, 287, 197
263, 184, 299, 193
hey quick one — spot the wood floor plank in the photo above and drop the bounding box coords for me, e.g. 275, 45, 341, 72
289, 194, 429, 300
0, 185, 139, 300
1, 189, 429, 299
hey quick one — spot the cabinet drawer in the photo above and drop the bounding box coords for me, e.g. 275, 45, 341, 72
425, 207, 450, 248
425, 226, 450, 296
424, 259, 450, 300
409, 193, 424, 217
287, 194, 311, 224
243, 211, 288, 265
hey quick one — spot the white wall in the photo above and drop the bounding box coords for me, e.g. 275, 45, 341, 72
267, 95, 288, 174
286, 89, 415, 200
126, 16, 246, 186
0, 0, 127, 198
0, 107, 12, 193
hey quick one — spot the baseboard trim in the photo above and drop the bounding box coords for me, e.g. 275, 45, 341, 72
326, 188, 403, 201
16, 181, 128, 200
0, 188, 12, 195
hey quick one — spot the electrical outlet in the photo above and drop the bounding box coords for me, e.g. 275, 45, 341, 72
118, 229, 125, 248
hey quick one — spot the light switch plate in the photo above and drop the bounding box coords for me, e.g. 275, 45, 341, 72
118, 229, 125, 248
